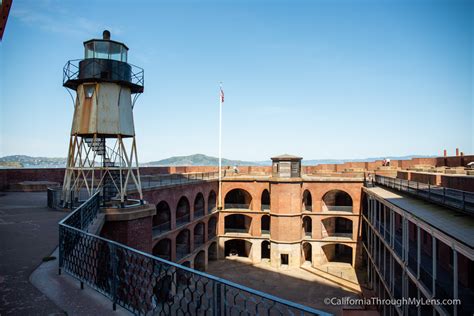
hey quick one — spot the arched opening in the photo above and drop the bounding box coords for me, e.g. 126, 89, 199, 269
194, 193, 205, 218
322, 190, 353, 212
224, 214, 252, 234
224, 239, 252, 257
176, 197, 190, 226
303, 216, 312, 237
153, 238, 171, 261
321, 217, 353, 238
176, 229, 190, 260
208, 242, 217, 261
261, 240, 271, 260
302, 190, 312, 211
224, 189, 252, 210
193, 222, 205, 248
208, 190, 217, 213
261, 215, 270, 235
153, 201, 171, 235
261, 189, 270, 211
322, 244, 353, 265
208, 216, 217, 239
194, 250, 206, 272
303, 242, 312, 263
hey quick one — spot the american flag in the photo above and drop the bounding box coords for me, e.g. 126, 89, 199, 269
220, 87, 224, 103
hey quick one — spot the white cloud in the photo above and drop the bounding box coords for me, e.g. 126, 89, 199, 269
11, 3, 122, 38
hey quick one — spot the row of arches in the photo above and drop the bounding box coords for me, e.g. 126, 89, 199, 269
222, 214, 353, 239
153, 191, 217, 235
224, 188, 353, 212
153, 217, 218, 261
223, 239, 353, 265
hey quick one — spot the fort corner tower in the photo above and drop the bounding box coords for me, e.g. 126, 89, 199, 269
62, 30, 144, 207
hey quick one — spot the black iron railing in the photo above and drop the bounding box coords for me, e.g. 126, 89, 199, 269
141, 172, 219, 189
224, 203, 250, 210
59, 193, 330, 315
63, 58, 144, 93
374, 175, 474, 215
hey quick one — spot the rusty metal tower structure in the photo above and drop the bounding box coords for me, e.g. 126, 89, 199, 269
62, 30, 144, 207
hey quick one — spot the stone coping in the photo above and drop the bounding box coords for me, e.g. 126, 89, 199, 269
103, 203, 156, 221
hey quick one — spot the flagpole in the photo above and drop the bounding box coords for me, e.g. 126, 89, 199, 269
218, 83, 223, 210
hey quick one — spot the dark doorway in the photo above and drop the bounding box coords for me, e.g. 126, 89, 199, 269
261, 240, 270, 259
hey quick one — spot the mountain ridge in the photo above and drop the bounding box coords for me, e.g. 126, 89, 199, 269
0, 153, 436, 168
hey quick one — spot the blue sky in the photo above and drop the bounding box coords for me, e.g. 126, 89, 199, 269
0, 0, 472, 162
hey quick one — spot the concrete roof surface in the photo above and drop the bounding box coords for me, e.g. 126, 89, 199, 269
366, 186, 474, 249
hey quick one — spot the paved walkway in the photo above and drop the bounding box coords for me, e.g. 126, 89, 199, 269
30, 248, 130, 316
0, 191, 131, 316
0, 192, 66, 315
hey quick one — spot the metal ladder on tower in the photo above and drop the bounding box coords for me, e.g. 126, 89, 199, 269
84, 138, 120, 202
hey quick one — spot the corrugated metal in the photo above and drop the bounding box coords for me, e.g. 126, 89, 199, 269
71, 82, 135, 136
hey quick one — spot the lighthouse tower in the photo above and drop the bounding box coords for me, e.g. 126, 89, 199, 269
62, 30, 144, 207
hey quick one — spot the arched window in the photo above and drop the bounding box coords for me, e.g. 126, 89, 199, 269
303, 242, 312, 263
194, 250, 206, 272
208, 190, 217, 213
194, 193, 205, 218
261, 189, 270, 211
224, 189, 252, 209
303, 216, 312, 237
176, 196, 190, 226
261, 240, 271, 260
153, 201, 171, 235
322, 190, 353, 212
261, 215, 270, 235
208, 216, 217, 239
302, 190, 312, 211
208, 242, 218, 261
194, 222, 205, 248
176, 229, 190, 260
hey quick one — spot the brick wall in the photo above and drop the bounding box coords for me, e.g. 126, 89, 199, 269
440, 175, 474, 192
101, 216, 153, 253
409, 172, 441, 185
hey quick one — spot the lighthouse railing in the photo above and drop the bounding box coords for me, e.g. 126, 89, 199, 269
63, 59, 144, 91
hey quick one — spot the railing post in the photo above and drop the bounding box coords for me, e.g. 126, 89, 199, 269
111, 244, 118, 311
58, 227, 63, 275
443, 187, 446, 204
213, 282, 222, 316
428, 184, 431, 200
80, 207, 83, 230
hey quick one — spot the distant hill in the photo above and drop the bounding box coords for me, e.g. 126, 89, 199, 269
300, 155, 436, 166
144, 154, 263, 166
0, 155, 66, 168
0, 154, 435, 168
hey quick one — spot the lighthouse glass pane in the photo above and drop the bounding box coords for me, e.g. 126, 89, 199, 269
84, 42, 94, 59
108, 42, 122, 62
94, 41, 109, 59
